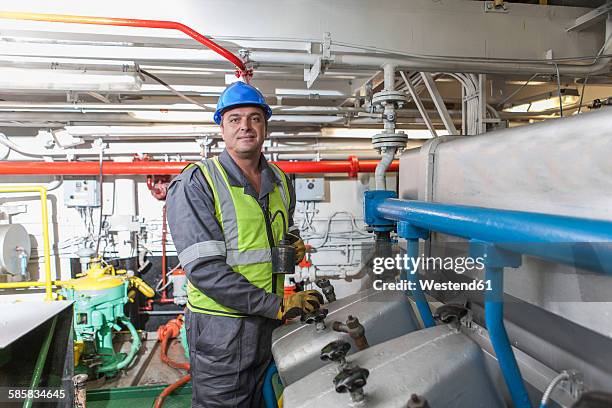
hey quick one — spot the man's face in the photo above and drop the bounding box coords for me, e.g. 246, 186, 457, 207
220, 106, 266, 158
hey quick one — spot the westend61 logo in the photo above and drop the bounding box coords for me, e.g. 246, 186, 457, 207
372, 254, 493, 292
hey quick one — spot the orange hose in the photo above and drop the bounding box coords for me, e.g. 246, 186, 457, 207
157, 316, 190, 371
153, 374, 191, 408
154, 316, 191, 408
160, 336, 190, 371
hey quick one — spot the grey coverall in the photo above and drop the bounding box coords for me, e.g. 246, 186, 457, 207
166, 149, 296, 408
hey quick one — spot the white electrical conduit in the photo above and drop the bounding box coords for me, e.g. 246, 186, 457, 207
540, 371, 571, 408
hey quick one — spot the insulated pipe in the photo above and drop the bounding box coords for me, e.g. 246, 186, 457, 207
383, 63, 396, 91
374, 64, 400, 190
249, 50, 612, 76
0, 159, 399, 176
374, 148, 396, 190
374, 199, 612, 274
0, 186, 53, 300
0, 11, 249, 78
239, 50, 611, 76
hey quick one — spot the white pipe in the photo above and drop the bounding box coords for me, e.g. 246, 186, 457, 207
374, 64, 400, 190
2, 38, 609, 76
331, 53, 611, 76
250, 50, 612, 76
383, 64, 396, 90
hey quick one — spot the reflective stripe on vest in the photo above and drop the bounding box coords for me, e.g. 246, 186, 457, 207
182, 156, 290, 317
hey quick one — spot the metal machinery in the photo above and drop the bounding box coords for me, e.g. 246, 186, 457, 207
283, 325, 504, 408
59, 260, 154, 378
275, 109, 612, 408
271, 289, 420, 385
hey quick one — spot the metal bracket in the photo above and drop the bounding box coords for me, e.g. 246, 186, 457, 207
420, 73, 459, 135
322, 32, 332, 60
470, 241, 522, 269
400, 71, 437, 138
397, 222, 429, 240
197, 135, 215, 158
566, 2, 612, 32
304, 32, 333, 88
562, 370, 585, 400
484, 1, 509, 13
305, 57, 323, 89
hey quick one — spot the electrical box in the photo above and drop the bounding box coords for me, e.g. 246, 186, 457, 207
64, 180, 100, 207
295, 178, 325, 201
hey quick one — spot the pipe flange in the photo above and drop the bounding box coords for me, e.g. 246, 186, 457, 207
372, 90, 407, 108
372, 131, 408, 150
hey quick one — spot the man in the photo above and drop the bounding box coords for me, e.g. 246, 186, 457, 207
166, 81, 323, 408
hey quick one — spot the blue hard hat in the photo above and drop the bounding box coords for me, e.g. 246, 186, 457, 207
213, 81, 272, 125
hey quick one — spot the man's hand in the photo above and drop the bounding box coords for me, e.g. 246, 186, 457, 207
293, 238, 306, 264
277, 290, 324, 321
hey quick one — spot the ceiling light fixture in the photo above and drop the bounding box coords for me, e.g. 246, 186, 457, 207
0, 56, 142, 91
503, 89, 580, 113
128, 111, 214, 122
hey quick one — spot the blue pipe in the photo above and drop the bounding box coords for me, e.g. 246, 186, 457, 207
375, 199, 612, 274
404, 238, 436, 328
486, 266, 532, 408
366, 196, 612, 408
263, 360, 279, 408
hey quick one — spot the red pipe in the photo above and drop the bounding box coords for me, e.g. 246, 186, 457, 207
0, 159, 399, 176
140, 297, 176, 312
0, 11, 249, 79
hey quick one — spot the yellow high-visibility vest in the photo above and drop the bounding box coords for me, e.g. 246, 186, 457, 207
183, 156, 290, 317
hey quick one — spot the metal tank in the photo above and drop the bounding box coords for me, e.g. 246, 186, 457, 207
283, 324, 504, 408
272, 289, 420, 385
398, 109, 612, 391
0, 223, 31, 277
